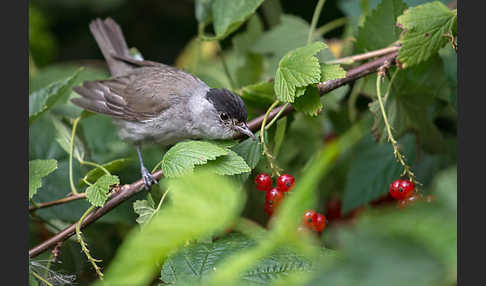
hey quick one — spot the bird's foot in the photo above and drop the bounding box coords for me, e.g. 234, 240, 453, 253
141, 166, 158, 190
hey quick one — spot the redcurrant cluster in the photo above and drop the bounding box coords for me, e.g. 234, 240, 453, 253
254, 173, 295, 216
300, 210, 327, 233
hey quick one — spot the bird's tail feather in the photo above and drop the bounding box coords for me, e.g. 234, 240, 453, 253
89, 18, 133, 76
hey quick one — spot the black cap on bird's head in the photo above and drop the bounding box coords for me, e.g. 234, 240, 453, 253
205, 88, 255, 139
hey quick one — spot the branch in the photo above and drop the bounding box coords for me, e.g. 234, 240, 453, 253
246, 51, 398, 132
29, 193, 86, 212
29, 50, 398, 259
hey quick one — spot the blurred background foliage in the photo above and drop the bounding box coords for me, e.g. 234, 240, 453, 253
29, 0, 456, 285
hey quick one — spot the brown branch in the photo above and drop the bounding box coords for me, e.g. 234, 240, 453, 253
247, 51, 398, 132
325, 46, 399, 65
29, 50, 398, 259
29, 193, 86, 212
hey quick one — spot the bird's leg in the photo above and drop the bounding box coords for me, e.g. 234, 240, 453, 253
136, 145, 158, 190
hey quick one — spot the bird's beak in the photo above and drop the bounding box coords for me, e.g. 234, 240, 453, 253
234, 123, 256, 140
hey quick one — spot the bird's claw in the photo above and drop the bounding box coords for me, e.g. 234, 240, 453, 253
141, 166, 158, 190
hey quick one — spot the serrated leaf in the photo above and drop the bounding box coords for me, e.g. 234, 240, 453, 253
160, 233, 312, 285
211, 0, 264, 39
161, 141, 228, 178
397, 1, 457, 67
199, 149, 251, 176
29, 159, 57, 199
231, 136, 262, 183
79, 158, 131, 187
51, 116, 86, 162
274, 42, 327, 103
320, 64, 347, 82
85, 174, 120, 207
97, 171, 244, 286
29, 68, 81, 125
293, 86, 323, 117
342, 134, 416, 214
133, 199, 156, 225
355, 0, 408, 52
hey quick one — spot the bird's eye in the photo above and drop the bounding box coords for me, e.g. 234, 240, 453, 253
220, 113, 229, 121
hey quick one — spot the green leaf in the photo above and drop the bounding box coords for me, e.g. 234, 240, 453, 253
250, 15, 311, 75
133, 199, 156, 225
231, 136, 262, 182
274, 42, 327, 103
51, 116, 86, 162
232, 14, 264, 54
199, 149, 251, 176
320, 64, 347, 82
342, 134, 416, 214
397, 1, 457, 67
29, 68, 81, 125
85, 174, 120, 207
29, 270, 38, 286
273, 117, 287, 157
369, 56, 448, 153
79, 158, 131, 187
29, 159, 57, 199
160, 232, 313, 285
293, 86, 323, 117
195, 0, 213, 24
239, 81, 275, 119
96, 171, 244, 286
355, 0, 408, 52
161, 141, 229, 178
211, 0, 264, 39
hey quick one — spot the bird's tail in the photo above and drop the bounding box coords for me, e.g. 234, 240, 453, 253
89, 18, 133, 77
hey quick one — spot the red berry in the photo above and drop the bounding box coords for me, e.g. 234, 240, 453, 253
302, 210, 317, 228
265, 188, 285, 206
276, 174, 295, 192
389, 179, 415, 200
254, 173, 272, 191
264, 201, 274, 217
312, 213, 327, 232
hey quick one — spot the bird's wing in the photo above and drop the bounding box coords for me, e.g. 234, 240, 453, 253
72, 66, 209, 121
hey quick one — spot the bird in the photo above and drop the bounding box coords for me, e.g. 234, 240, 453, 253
71, 18, 255, 190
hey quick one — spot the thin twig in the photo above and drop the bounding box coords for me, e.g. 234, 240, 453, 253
325, 46, 399, 65
29, 51, 398, 259
29, 193, 86, 212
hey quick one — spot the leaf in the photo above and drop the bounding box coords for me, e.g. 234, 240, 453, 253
199, 150, 251, 176
161, 141, 228, 178
250, 15, 311, 75
96, 171, 244, 286
85, 174, 120, 207
231, 136, 262, 182
355, 0, 408, 52
160, 232, 313, 285
232, 14, 264, 54
29, 159, 57, 199
430, 165, 457, 212
29, 68, 81, 125
397, 1, 457, 67
211, 0, 264, 39
51, 116, 86, 162
274, 42, 327, 103
369, 56, 448, 153
195, 0, 213, 24
293, 86, 323, 117
79, 158, 131, 187
320, 64, 347, 82
239, 81, 275, 119
342, 134, 417, 214
133, 199, 156, 225
273, 117, 287, 157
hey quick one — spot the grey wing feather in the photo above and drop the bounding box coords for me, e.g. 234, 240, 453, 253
72, 66, 210, 121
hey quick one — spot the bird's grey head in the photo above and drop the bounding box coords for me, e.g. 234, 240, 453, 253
205, 88, 255, 139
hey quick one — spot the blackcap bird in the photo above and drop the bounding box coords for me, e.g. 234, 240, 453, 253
72, 18, 255, 189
